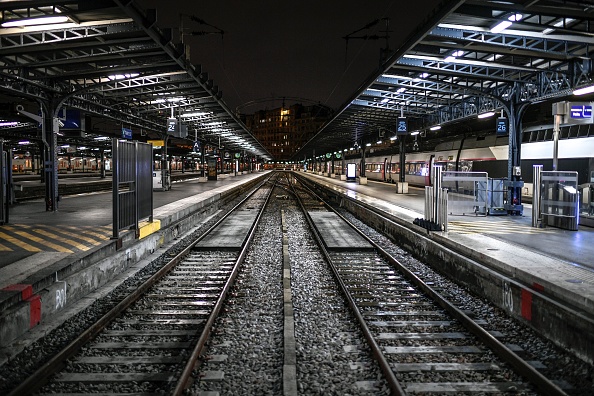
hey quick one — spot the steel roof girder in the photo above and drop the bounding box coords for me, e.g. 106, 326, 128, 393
0, 22, 140, 52
429, 26, 589, 58
396, 56, 533, 83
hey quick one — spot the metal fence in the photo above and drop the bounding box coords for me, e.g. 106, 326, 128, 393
533, 168, 579, 231
112, 139, 153, 239
442, 171, 488, 216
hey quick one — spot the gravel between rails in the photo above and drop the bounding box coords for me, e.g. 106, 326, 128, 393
193, 188, 386, 395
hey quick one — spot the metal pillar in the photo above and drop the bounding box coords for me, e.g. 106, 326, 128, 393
553, 113, 562, 171
504, 100, 526, 215
43, 106, 60, 211
360, 146, 366, 177
532, 165, 542, 227
399, 137, 406, 183
100, 149, 106, 179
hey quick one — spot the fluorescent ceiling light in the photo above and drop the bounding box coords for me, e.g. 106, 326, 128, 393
490, 13, 522, 34
390, 135, 397, 140
365, 143, 372, 147
410, 131, 420, 135
542, 18, 574, 34
1, 15, 69, 28
377, 140, 382, 144
18, 140, 30, 145
380, 98, 390, 104
108, 73, 139, 80
478, 111, 495, 119
182, 112, 209, 117
420, 72, 429, 78
573, 85, 594, 96
0, 121, 18, 127
430, 125, 441, 131
396, 87, 406, 93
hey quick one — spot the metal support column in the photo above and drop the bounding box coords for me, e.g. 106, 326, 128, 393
399, 137, 406, 183
532, 165, 542, 227
44, 106, 60, 211
361, 146, 366, 177
504, 100, 526, 215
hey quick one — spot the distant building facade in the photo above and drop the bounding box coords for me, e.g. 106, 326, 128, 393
241, 103, 333, 162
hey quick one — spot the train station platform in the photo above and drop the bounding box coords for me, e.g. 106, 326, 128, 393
0, 171, 269, 350
297, 170, 594, 363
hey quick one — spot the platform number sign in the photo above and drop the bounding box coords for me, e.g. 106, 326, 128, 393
167, 118, 177, 134
121, 127, 132, 139
397, 117, 408, 135
496, 117, 508, 135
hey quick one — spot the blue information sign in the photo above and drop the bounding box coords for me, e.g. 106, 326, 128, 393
570, 105, 593, 119
122, 127, 132, 139
496, 117, 508, 135
396, 117, 408, 135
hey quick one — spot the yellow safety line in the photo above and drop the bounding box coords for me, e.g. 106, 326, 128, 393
3, 227, 73, 253
0, 231, 42, 252
75, 229, 111, 240
31, 225, 105, 245
0, 242, 13, 251
30, 229, 91, 250
24, 224, 107, 240
62, 225, 111, 239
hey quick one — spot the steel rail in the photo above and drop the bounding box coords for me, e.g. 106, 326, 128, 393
295, 173, 568, 396
289, 177, 406, 396
172, 175, 278, 395
7, 175, 272, 396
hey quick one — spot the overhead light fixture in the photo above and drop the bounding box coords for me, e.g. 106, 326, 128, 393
478, 111, 495, 119
490, 13, 523, 34
18, 140, 30, 145
377, 140, 382, 144
390, 135, 397, 141
430, 125, 441, 131
0, 121, 18, 127
444, 50, 465, 63
365, 143, 372, 147
1, 15, 70, 28
108, 73, 139, 81
542, 18, 574, 34
573, 85, 594, 96
410, 131, 420, 136
380, 98, 390, 104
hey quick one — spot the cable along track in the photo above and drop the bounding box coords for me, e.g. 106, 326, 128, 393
291, 176, 568, 395
8, 174, 276, 396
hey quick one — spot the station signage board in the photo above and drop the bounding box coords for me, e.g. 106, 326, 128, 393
559, 101, 594, 125
147, 140, 164, 148
396, 117, 408, 135
496, 117, 508, 135
122, 127, 132, 139
167, 118, 177, 133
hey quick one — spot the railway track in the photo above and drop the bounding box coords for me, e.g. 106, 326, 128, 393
8, 174, 276, 395
290, 176, 569, 395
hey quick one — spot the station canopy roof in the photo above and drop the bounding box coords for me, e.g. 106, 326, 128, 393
293, 0, 594, 160
0, 1, 272, 160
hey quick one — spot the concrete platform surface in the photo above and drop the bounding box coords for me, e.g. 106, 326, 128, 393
309, 211, 373, 250
195, 210, 259, 250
